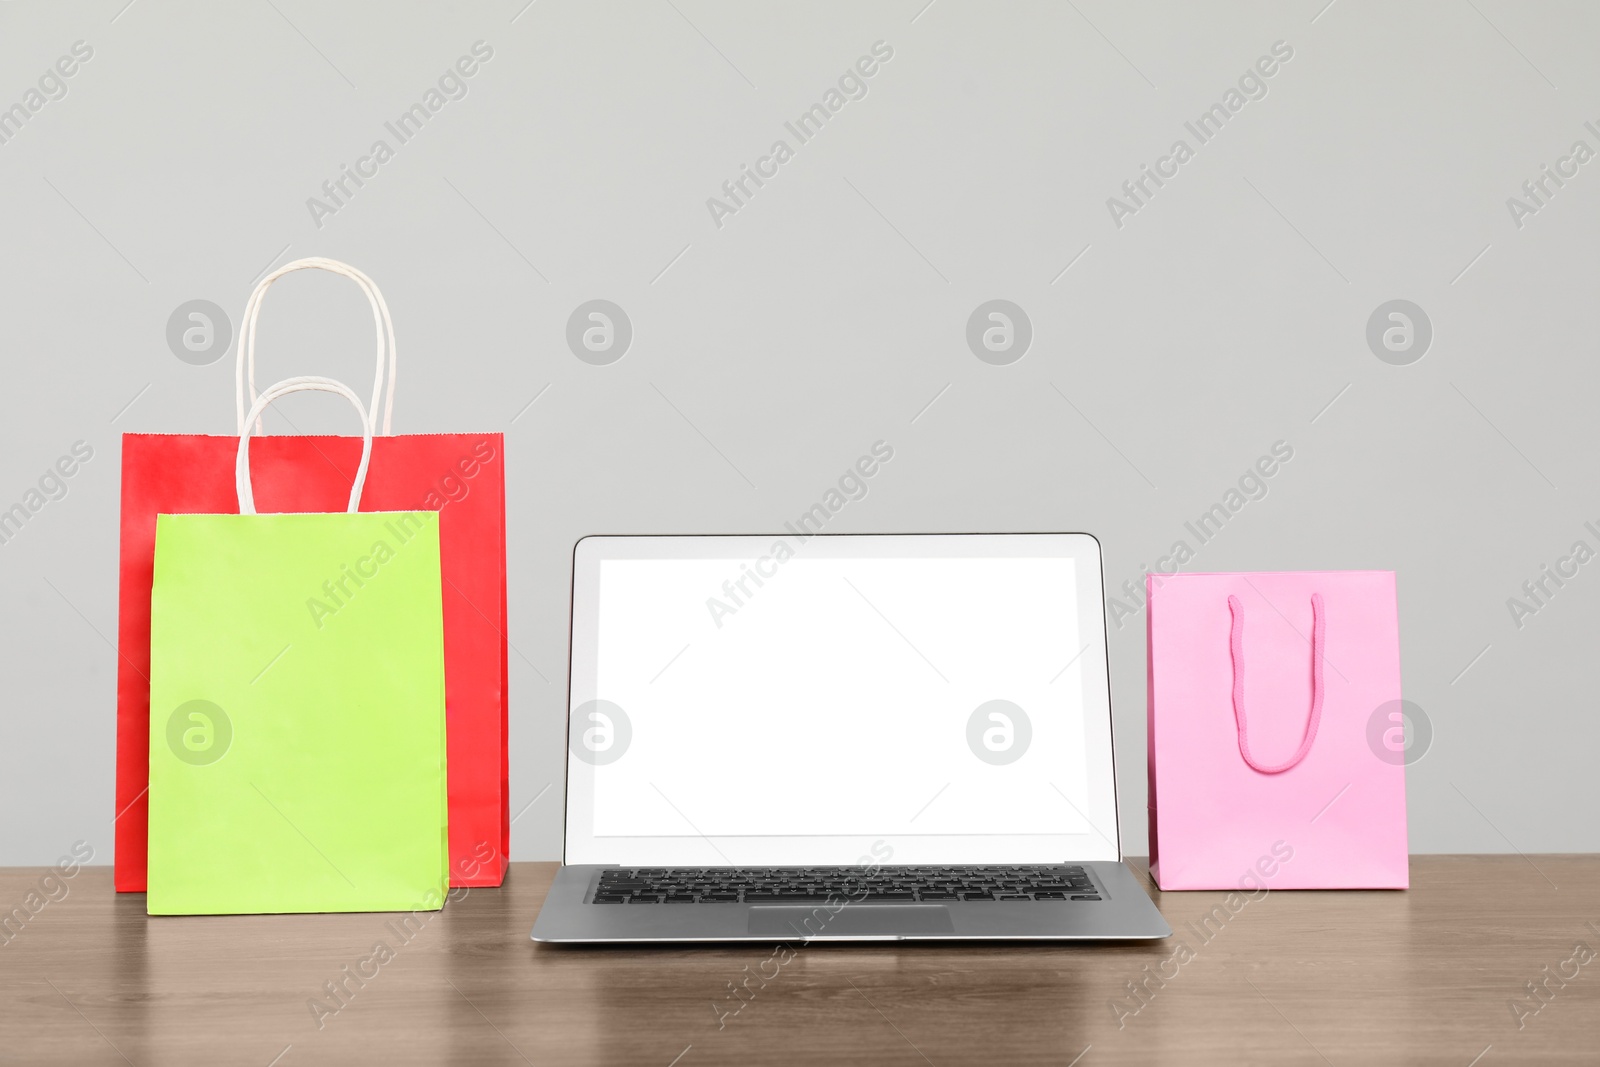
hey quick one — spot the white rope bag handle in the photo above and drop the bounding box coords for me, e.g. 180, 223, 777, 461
235, 257, 397, 436
236, 377, 374, 516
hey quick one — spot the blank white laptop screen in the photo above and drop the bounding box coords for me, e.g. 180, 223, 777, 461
564, 534, 1120, 867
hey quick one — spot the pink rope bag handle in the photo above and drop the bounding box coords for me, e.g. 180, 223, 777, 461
1226, 592, 1325, 774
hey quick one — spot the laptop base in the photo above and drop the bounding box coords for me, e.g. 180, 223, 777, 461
531, 861, 1170, 943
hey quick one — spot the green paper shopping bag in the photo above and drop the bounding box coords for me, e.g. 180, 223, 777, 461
147, 377, 448, 915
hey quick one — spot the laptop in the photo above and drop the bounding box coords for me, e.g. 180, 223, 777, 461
530, 533, 1171, 942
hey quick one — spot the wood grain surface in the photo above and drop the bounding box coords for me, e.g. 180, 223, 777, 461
2, 857, 1597, 1065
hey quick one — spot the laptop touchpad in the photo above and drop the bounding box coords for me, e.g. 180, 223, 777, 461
748, 905, 955, 938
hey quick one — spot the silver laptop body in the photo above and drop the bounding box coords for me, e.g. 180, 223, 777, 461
532, 533, 1170, 942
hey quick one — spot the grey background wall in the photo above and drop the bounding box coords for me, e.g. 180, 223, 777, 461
2, 0, 1596, 866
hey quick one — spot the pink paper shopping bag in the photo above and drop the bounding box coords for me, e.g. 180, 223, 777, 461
1147, 571, 1408, 890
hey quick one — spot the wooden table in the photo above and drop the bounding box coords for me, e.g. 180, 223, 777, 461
4, 858, 1597, 1065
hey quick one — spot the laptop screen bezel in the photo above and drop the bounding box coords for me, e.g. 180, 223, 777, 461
559, 532, 1122, 866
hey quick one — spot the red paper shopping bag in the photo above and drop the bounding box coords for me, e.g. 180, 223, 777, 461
116, 258, 509, 890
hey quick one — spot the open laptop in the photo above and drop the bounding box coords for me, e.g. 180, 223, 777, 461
531, 533, 1170, 942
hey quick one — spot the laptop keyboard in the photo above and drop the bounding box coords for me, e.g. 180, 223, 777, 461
591, 865, 1101, 904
